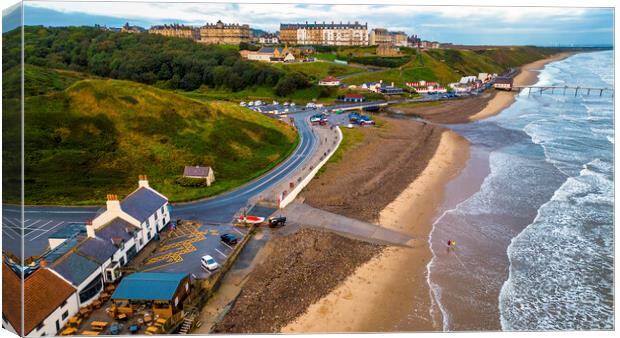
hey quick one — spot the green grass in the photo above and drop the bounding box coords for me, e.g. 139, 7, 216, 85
315, 53, 337, 61
3, 64, 93, 98
315, 126, 366, 178
274, 61, 363, 82
7, 77, 299, 205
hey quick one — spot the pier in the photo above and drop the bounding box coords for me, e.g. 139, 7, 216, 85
512, 85, 614, 97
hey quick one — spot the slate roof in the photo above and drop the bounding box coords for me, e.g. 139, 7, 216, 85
96, 218, 137, 242
3, 263, 76, 335
120, 187, 167, 223
78, 238, 118, 265
112, 272, 189, 301
51, 252, 100, 286
183, 166, 212, 178
258, 47, 284, 54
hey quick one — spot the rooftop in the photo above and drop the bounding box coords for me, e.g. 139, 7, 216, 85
183, 166, 212, 178
51, 251, 100, 286
3, 262, 76, 335
111, 272, 189, 301
120, 187, 167, 223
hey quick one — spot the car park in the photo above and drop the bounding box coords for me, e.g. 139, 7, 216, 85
201, 255, 220, 271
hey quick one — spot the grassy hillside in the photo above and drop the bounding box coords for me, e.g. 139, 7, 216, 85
3, 64, 93, 98
274, 61, 363, 81
342, 46, 560, 87
8, 78, 298, 205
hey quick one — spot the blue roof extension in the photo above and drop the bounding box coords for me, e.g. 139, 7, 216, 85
78, 238, 118, 265
120, 187, 167, 223
97, 218, 137, 242
111, 272, 189, 301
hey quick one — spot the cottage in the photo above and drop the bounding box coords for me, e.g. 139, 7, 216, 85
111, 273, 191, 319
378, 82, 404, 95
493, 77, 514, 91
247, 46, 296, 63
183, 166, 215, 186
3, 260, 78, 337
342, 93, 365, 102
318, 76, 340, 86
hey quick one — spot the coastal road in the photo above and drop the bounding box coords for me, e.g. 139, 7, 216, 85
2, 112, 319, 259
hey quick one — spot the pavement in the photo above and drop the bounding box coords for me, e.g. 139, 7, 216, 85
278, 202, 415, 247
2, 111, 320, 262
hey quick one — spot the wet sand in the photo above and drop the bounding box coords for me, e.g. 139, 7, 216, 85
388, 52, 574, 124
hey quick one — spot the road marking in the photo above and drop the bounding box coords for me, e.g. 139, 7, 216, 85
4, 217, 19, 227
232, 228, 245, 236
221, 242, 234, 251
29, 221, 65, 241
2, 229, 15, 240
215, 248, 227, 258
26, 219, 42, 228
4, 226, 21, 237
29, 220, 52, 230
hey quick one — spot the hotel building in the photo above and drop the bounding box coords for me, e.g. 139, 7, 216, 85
199, 20, 251, 44
280, 21, 368, 46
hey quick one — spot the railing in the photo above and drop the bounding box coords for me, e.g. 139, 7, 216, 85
513, 85, 614, 97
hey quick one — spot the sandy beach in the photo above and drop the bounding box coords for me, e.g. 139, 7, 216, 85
282, 130, 469, 332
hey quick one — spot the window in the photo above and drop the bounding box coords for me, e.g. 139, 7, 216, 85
62, 311, 69, 320
147, 232, 151, 241
79, 275, 103, 303
37, 322, 45, 332
59, 300, 67, 308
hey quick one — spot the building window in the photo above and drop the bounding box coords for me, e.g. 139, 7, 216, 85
60, 300, 67, 308
79, 275, 103, 303
147, 232, 151, 241
36, 322, 45, 332
62, 311, 69, 320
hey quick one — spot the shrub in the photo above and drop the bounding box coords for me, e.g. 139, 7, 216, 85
175, 175, 208, 187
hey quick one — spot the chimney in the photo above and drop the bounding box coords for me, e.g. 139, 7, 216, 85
106, 194, 121, 213
86, 219, 96, 238
138, 174, 149, 188
391, 82, 395, 87
39, 259, 48, 268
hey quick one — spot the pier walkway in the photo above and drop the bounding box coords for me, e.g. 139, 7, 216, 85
512, 85, 614, 96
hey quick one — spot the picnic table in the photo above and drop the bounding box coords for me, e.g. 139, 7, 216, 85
116, 313, 128, 321
68, 316, 82, 327
81, 330, 100, 336
92, 300, 102, 309
100, 292, 110, 302
91, 321, 109, 331
143, 314, 152, 324
105, 284, 116, 292
145, 326, 160, 335
79, 308, 92, 318
60, 327, 77, 336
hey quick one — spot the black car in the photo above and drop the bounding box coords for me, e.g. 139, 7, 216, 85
220, 233, 238, 245
268, 216, 287, 228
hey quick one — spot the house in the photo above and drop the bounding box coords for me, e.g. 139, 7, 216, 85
1, 176, 170, 337
245, 46, 295, 63
449, 82, 472, 93
111, 272, 191, 319
378, 82, 404, 95
361, 81, 383, 93
459, 76, 478, 84
342, 93, 365, 102
183, 166, 215, 186
493, 77, 514, 91
258, 33, 279, 44
318, 76, 341, 86
2, 260, 78, 337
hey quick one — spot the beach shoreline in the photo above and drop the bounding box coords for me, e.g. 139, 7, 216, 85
280, 52, 574, 333
386, 52, 575, 124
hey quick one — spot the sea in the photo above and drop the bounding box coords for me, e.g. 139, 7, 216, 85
426, 50, 614, 331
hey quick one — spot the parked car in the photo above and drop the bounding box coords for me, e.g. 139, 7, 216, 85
268, 216, 287, 228
201, 255, 219, 271
220, 233, 238, 245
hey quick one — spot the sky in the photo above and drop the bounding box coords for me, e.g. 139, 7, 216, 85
3, 1, 615, 46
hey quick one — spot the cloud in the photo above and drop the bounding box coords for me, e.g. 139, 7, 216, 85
23, 1, 613, 45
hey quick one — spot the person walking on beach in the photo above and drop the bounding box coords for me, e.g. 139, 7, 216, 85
447, 239, 456, 251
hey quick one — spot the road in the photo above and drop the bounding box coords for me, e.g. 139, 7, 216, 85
2, 112, 319, 259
